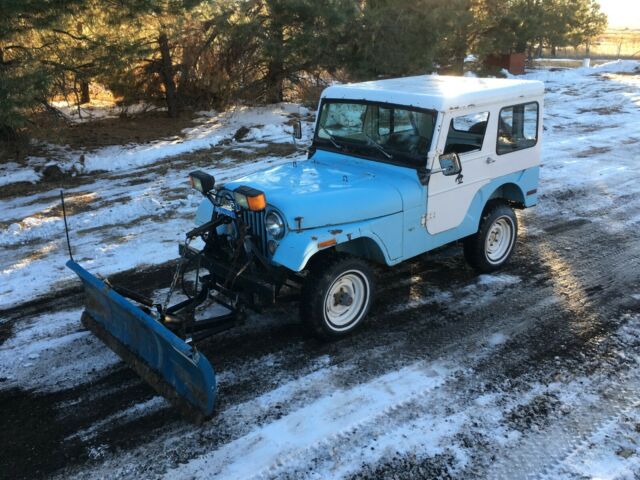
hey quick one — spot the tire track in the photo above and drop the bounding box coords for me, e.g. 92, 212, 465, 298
5, 194, 640, 479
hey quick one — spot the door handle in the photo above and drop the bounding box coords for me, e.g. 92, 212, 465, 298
486, 157, 496, 164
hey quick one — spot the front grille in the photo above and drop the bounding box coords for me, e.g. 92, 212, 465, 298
241, 210, 268, 256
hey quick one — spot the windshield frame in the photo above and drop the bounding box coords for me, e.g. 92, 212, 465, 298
312, 98, 438, 169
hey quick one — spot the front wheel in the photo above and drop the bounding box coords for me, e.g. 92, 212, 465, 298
300, 255, 374, 339
463, 203, 518, 273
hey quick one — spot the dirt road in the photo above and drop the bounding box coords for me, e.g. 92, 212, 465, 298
2, 200, 640, 478
1, 62, 640, 479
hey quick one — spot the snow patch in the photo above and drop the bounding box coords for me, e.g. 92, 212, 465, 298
50, 100, 163, 124
166, 362, 452, 479
487, 332, 509, 346
82, 104, 307, 172
0, 163, 41, 187
476, 274, 521, 286
0, 308, 120, 391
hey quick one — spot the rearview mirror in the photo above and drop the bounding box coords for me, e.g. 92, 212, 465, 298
292, 120, 302, 140
438, 153, 462, 176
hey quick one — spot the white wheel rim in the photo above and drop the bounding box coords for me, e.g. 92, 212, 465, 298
485, 216, 515, 264
323, 270, 369, 331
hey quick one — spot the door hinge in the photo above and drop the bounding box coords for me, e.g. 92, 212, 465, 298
421, 212, 435, 227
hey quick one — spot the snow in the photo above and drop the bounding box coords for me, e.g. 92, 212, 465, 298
81, 104, 308, 172
1, 61, 640, 479
0, 162, 41, 186
3, 104, 311, 190
0, 308, 120, 390
166, 362, 453, 479
476, 274, 521, 286
50, 100, 165, 124
487, 332, 509, 346
559, 412, 640, 480
67, 396, 168, 443
0, 104, 311, 309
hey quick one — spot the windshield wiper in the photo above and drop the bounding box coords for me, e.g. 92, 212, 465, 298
362, 132, 392, 159
319, 126, 343, 150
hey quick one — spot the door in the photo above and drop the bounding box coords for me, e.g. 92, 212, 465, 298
426, 109, 494, 235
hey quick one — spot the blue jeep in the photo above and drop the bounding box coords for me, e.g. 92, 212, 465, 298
189, 74, 543, 336
67, 74, 544, 420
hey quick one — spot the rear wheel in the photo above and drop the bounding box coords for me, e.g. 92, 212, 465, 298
464, 203, 518, 273
301, 255, 374, 339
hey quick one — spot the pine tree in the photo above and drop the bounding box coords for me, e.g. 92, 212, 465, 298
0, 0, 87, 137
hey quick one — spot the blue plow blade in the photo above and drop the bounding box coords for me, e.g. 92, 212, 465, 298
66, 260, 216, 422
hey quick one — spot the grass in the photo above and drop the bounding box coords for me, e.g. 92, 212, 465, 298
541, 28, 640, 59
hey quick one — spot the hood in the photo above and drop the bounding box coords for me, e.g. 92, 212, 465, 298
224, 149, 424, 230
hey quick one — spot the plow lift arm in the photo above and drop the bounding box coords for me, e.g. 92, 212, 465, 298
62, 184, 251, 423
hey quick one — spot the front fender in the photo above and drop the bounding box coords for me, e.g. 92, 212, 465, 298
271, 213, 403, 272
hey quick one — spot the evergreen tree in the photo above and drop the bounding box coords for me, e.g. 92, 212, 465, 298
213, 0, 356, 103
0, 0, 87, 137
0, 0, 612, 141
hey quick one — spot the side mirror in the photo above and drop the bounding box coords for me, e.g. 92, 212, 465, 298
292, 120, 302, 140
438, 153, 462, 176
189, 170, 215, 195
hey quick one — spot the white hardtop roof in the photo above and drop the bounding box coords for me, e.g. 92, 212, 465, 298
321, 75, 544, 112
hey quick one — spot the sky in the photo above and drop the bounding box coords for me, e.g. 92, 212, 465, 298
597, 0, 640, 29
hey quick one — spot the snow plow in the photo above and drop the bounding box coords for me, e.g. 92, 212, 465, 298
62, 171, 290, 423
66, 260, 218, 422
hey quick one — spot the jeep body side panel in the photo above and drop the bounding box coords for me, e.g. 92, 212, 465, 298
271, 164, 537, 271
426, 94, 543, 235
402, 166, 539, 261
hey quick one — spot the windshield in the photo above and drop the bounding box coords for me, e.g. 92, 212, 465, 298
314, 100, 437, 168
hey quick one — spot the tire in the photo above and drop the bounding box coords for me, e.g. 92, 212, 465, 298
300, 255, 374, 339
463, 202, 518, 273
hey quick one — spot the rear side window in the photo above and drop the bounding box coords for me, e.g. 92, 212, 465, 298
444, 112, 489, 155
497, 102, 538, 155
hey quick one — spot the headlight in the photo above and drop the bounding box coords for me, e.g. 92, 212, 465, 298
265, 211, 285, 239
189, 170, 215, 194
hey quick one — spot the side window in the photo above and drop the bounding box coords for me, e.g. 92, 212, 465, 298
444, 111, 489, 154
497, 102, 538, 155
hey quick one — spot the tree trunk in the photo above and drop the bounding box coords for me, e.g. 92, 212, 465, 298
80, 80, 90, 104
75, 22, 90, 104
264, 60, 285, 104
158, 32, 178, 118
264, 12, 285, 104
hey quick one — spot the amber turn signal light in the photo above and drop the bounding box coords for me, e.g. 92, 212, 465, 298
233, 186, 267, 211
318, 238, 337, 249
247, 193, 266, 211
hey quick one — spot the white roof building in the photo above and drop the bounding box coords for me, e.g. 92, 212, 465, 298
322, 75, 545, 112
